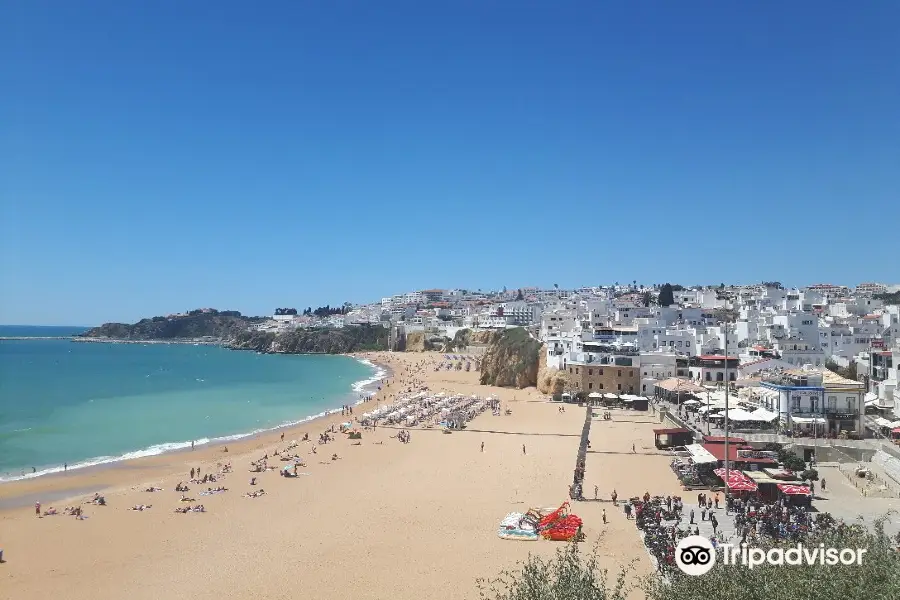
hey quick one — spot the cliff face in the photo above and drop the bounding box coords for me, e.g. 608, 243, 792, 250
537, 349, 571, 395
478, 328, 541, 389
80, 312, 259, 340
404, 331, 426, 352
227, 325, 389, 354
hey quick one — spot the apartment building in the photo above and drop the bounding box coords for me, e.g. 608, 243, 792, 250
755, 368, 864, 436
564, 354, 640, 395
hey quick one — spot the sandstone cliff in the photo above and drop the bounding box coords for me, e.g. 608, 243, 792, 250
537, 349, 571, 395
478, 328, 541, 389
227, 325, 389, 354
404, 331, 426, 352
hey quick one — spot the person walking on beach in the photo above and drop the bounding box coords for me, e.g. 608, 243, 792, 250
481, 441, 484, 453
35, 502, 40, 517
64, 463, 67, 472
281, 432, 285, 442
611, 489, 618, 505
594, 485, 598, 500
522, 444, 526, 455
191, 440, 194, 451
632, 443, 635, 453
821, 478, 826, 491
602, 509, 607, 524
191, 468, 195, 480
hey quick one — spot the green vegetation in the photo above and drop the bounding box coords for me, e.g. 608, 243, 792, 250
479, 328, 541, 388
658, 283, 675, 306
227, 324, 389, 354
80, 310, 263, 340
874, 291, 900, 305
480, 521, 900, 600
825, 360, 858, 381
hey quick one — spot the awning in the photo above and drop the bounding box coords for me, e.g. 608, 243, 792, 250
683, 399, 701, 406
713, 468, 758, 491
892, 428, 900, 434
749, 407, 779, 421
874, 417, 894, 428
685, 444, 718, 464
588, 392, 602, 398
777, 484, 811, 496
604, 393, 618, 399
791, 417, 826, 425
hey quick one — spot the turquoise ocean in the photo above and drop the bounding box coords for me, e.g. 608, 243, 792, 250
0, 326, 383, 481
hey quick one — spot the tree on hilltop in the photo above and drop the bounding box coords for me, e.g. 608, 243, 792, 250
659, 283, 675, 306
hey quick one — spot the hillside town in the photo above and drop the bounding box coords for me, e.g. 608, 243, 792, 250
258, 282, 900, 434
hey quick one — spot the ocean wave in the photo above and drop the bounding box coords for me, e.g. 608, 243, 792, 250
351, 357, 387, 400
0, 403, 357, 483
0, 357, 387, 483
0, 438, 211, 483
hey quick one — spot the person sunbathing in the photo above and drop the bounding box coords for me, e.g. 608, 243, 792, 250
180, 495, 196, 502
43, 507, 58, 516
130, 505, 151, 511
144, 486, 163, 492
331, 453, 340, 460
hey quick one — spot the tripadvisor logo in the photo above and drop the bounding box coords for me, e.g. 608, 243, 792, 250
675, 535, 868, 575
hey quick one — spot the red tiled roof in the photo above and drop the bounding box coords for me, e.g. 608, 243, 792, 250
698, 355, 740, 361
653, 428, 691, 435
702, 435, 747, 444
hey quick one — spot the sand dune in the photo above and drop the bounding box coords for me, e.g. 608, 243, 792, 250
0, 351, 678, 600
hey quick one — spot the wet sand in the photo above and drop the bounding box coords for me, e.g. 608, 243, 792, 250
0, 351, 680, 600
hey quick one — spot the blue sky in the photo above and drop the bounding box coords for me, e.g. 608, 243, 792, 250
2, 1, 898, 326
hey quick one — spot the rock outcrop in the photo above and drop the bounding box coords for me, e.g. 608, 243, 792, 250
478, 328, 541, 389
537, 348, 571, 395
80, 311, 261, 340
226, 325, 389, 354
404, 331, 426, 352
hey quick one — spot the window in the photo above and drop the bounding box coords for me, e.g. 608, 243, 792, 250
599, 383, 604, 390
686, 341, 690, 346
811, 398, 818, 412
617, 383, 622, 390
588, 369, 593, 376
569, 367, 573, 374
730, 372, 736, 381
846, 396, 855, 411
617, 370, 622, 376
828, 396, 837, 410
642, 384, 647, 392
669, 341, 675, 346
791, 395, 801, 411
598, 368, 604, 376
705, 372, 712, 381
716, 372, 724, 382
588, 382, 593, 390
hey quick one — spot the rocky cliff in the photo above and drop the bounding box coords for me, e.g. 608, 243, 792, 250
226, 325, 389, 354
80, 311, 261, 340
478, 328, 541, 389
537, 349, 571, 395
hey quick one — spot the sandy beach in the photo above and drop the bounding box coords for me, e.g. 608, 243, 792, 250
0, 351, 681, 600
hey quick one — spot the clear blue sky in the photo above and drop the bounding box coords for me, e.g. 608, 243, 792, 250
2, 1, 898, 326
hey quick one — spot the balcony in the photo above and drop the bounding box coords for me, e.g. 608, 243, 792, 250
824, 408, 859, 418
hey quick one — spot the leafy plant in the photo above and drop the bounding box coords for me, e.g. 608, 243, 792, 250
477, 542, 634, 600
479, 519, 900, 600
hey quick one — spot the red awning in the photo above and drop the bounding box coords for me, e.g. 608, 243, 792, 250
777, 484, 811, 496
653, 428, 690, 435
713, 468, 758, 492
893, 428, 900, 434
